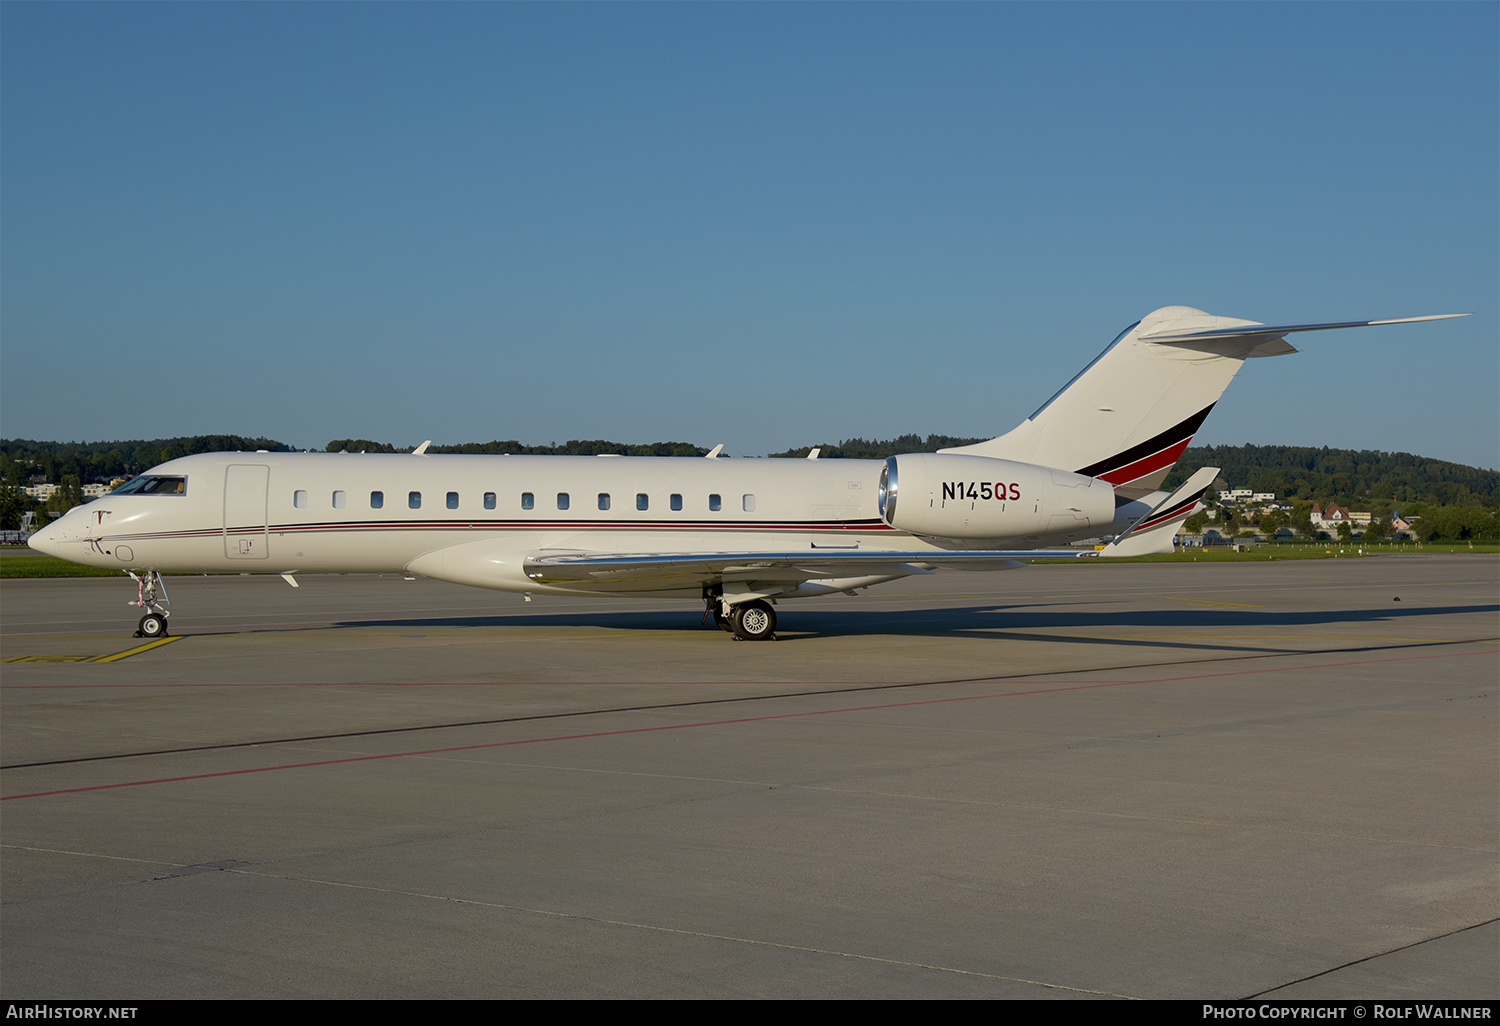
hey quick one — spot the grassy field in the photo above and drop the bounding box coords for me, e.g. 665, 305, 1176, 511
1030, 540, 1498, 564
1, 546, 128, 578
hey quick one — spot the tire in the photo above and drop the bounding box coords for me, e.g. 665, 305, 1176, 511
730, 600, 776, 641
713, 607, 734, 633
137, 613, 168, 638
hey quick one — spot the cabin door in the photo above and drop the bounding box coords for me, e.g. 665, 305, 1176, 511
223, 464, 270, 559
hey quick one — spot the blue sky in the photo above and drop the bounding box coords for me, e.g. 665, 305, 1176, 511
3, 2, 1496, 468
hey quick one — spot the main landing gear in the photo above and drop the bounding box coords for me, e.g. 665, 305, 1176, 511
703, 591, 777, 641
128, 570, 171, 638
730, 600, 776, 641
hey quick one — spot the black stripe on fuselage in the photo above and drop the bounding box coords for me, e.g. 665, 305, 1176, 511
1074, 403, 1216, 479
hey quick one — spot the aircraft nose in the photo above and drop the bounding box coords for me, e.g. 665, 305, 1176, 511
27, 521, 61, 557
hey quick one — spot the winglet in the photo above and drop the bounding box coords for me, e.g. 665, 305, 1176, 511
1100, 466, 1219, 557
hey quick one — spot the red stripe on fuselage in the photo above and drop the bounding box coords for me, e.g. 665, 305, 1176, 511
1095, 437, 1193, 487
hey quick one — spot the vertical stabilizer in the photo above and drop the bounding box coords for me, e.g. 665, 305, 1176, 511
944, 307, 1464, 500
942, 307, 1288, 499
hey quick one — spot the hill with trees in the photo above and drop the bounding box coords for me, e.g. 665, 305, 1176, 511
765, 434, 985, 459
1, 436, 293, 486
324, 438, 707, 457
1162, 444, 1497, 508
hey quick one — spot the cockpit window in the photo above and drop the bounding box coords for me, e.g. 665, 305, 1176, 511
112, 475, 187, 496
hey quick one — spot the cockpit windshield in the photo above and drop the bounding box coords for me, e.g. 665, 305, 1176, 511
112, 475, 187, 496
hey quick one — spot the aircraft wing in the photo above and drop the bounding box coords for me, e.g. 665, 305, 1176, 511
522, 547, 1100, 586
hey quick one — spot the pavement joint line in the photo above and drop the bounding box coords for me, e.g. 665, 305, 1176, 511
2, 636, 1493, 772
3, 645, 1494, 799
1244, 918, 1500, 999
229, 867, 1140, 998
1, 842, 196, 869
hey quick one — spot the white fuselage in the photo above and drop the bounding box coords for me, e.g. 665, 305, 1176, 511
34, 451, 1122, 598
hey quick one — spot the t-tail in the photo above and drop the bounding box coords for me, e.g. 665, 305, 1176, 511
942, 306, 1466, 500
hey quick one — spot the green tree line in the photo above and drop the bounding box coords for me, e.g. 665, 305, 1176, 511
765, 434, 986, 459
325, 438, 708, 456
1, 436, 293, 485
1163, 444, 1496, 508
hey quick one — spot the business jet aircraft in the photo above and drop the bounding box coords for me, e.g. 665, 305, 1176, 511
29, 306, 1463, 641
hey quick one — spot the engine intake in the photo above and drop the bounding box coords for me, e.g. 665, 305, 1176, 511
879, 453, 1114, 541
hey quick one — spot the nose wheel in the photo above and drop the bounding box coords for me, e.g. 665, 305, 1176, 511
136, 612, 168, 638
128, 570, 171, 638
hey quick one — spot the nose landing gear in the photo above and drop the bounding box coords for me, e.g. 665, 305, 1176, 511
128, 570, 172, 638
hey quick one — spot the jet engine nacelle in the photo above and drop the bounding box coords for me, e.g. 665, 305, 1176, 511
878, 453, 1115, 541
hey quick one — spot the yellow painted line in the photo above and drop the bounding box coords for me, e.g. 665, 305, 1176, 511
1166, 597, 1263, 608
90, 637, 182, 662
2, 654, 99, 664
4, 636, 182, 664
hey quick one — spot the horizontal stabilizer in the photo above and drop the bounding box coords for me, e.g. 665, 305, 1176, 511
1140, 313, 1467, 346
1099, 466, 1219, 558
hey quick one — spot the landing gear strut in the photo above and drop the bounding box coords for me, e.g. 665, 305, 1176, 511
703, 588, 734, 633
128, 570, 171, 638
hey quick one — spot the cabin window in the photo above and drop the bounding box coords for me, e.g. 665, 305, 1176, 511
636, 493, 649, 511
370, 491, 384, 509
483, 492, 496, 510
670, 493, 682, 511
446, 491, 459, 510
332, 490, 346, 509
557, 493, 569, 510
598, 493, 611, 511
522, 492, 534, 510
293, 490, 308, 509
709, 494, 722, 512
742, 494, 756, 512
409, 491, 421, 509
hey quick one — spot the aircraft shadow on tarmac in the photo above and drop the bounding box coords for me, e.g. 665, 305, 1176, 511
333, 602, 1500, 651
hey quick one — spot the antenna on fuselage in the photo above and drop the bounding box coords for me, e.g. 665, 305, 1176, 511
412, 440, 431, 455
705, 444, 725, 459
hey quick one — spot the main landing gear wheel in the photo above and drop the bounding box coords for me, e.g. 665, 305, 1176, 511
713, 607, 734, 633
136, 612, 168, 638
730, 600, 776, 641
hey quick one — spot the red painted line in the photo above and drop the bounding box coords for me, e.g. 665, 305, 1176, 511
115, 519, 897, 542
3, 648, 1489, 801
1098, 437, 1193, 487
